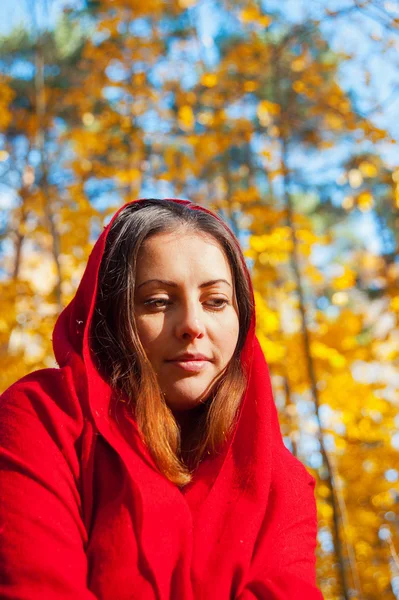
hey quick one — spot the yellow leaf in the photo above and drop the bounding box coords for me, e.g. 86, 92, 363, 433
324, 113, 343, 130
390, 296, 399, 312
200, 73, 217, 88
291, 57, 306, 72
116, 168, 141, 185
178, 105, 195, 131
258, 15, 272, 27
357, 191, 374, 212
311, 341, 347, 368
256, 332, 286, 363
240, 7, 271, 27
332, 267, 356, 290
318, 485, 331, 499
240, 7, 259, 22
257, 100, 280, 127
292, 80, 306, 93
359, 161, 378, 178
258, 99, 280, 116
319, 502, 333, 520
243, 80, 258, 92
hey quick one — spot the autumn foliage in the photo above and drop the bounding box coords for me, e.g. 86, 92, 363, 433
1, 1, 399, 598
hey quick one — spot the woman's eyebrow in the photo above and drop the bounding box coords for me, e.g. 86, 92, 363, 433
136, 278, 231, 290
199, 279, 232, 288
137, 279, 177, 289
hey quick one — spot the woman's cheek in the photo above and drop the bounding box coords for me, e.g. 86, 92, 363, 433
136, 314, 166, 345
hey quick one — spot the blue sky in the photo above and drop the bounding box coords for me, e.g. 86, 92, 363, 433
0, 0, 81, 34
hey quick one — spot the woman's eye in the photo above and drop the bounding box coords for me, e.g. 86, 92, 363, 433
143, 296, 229, 311
144, 298, 170, 309
205, 297, 229, 310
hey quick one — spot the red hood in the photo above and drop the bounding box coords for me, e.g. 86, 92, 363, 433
49, 197, 321, 599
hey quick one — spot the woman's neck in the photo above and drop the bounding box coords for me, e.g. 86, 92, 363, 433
173, 404, 207, 461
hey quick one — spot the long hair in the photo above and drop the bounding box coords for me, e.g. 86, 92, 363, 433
90, 199, 252, 486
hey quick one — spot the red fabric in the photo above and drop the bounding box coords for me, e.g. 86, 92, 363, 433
0, 199, 323, 599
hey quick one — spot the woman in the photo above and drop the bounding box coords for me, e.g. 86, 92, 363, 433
0, 198, 323, 599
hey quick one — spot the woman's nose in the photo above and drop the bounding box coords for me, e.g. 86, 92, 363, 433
174, 305, 205, 340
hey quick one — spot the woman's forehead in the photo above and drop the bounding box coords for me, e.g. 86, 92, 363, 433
140, 229, 225, 255
136, 230, 233, 281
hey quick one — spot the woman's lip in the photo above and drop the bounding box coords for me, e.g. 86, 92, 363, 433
167, 360, 209, 373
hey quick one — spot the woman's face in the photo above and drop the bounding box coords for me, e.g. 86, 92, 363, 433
134, 229, 239, 412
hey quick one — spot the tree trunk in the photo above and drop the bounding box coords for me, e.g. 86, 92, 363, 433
35, 41, 62, 310
280, 134, 353, 600
283, 376, 298, 457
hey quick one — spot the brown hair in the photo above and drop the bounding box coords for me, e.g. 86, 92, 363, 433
90, 199, 252, 486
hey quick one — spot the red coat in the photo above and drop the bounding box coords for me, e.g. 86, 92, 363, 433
0, 200, 323, 599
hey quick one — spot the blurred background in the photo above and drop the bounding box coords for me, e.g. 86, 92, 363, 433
1, 0, 399, 597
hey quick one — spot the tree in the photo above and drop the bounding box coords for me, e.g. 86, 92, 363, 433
1, 2, 399, 597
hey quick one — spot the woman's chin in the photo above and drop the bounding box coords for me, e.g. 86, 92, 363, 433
163, 382, 212, 412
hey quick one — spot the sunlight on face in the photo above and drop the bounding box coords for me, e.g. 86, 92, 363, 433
134, 230, 239, 412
